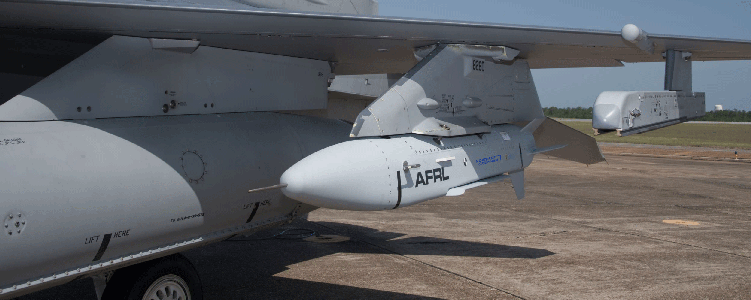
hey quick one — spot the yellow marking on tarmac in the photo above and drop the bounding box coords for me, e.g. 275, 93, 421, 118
663, 220, 700, 226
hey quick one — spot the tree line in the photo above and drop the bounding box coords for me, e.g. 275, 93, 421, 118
543, 107, 751, 122
542, 107, 593, 119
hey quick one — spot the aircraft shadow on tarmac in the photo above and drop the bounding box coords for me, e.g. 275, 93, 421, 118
15, 219, 552, 299
309, 221, 555, 259
14, 274, 444, 300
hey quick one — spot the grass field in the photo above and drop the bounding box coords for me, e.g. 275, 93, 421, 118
559, 120, 751, 150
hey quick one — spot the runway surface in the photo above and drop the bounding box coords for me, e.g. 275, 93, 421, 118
557, 119, 751, 125
16, 154, 751, 299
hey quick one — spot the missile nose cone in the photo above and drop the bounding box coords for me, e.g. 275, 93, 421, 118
621, 24, 641, 42
592, 104, 621, 130
278, 140, 392, 211
280, 163, 308, 201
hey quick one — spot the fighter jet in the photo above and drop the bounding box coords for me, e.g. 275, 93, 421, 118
1, 0, 750, 299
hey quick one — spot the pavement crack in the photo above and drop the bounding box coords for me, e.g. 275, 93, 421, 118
672, 204, 749, 217
691, 178, 751, 190
310, 221, 527, 300
547, 217, 751, 260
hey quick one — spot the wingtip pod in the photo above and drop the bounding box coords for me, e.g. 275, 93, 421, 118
621, 24, 643, 42
620, 24, 654, 54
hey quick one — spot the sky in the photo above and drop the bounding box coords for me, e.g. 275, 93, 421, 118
377, 0, 751, 110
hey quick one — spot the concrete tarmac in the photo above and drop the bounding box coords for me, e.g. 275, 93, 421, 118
16, 155, 751, 299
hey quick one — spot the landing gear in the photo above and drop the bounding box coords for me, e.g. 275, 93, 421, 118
100, 254, 202, 300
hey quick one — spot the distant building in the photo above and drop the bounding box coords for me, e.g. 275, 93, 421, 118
714, 105, 724, 111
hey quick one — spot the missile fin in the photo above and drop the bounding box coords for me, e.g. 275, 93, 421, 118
509, 170, 525, 200
521, 118, 545, 134
533, 117, 606, 165
530, 144, 567, 155
445, 174, 508, 197
446, 182, 483, 196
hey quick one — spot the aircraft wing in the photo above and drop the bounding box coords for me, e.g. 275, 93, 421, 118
2, 0, 751, 76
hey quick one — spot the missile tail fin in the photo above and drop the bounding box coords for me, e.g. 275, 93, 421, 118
532, 117, 605, 165
509, 170, 525, 200
521, 118, 545, 134
530, 144, 567, 155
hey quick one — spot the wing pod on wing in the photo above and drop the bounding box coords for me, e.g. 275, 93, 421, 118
593, 25, 706, 136
592, 91, 705, 136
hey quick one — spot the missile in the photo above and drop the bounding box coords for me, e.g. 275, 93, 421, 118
280, 123, 561, 211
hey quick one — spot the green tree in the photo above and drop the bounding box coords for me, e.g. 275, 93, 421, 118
697, 110, 751, 122
543, 107, 593, 119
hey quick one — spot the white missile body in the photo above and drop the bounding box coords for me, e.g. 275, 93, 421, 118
280, 124, 537, 211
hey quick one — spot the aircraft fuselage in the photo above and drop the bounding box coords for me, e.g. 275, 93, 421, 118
0, 112, 350, 298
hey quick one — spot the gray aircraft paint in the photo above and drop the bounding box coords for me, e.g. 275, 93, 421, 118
0, 112, 350, 297
350, 44, 544, 138
238, 0, 378, 15
592, 91, 705, 136
3, 0, 751, 78
0, 30, 595, 300
592, 48, 705, 136
0, 1, 748, 298
328, 74, 402, 99
0, 36, 331, 121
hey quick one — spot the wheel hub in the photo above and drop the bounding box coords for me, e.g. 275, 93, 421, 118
142, 274, 190, 300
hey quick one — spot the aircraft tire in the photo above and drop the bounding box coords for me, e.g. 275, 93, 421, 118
101, 254, 203, 300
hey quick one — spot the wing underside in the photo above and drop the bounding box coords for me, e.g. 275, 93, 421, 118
1, 0, 751, 78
